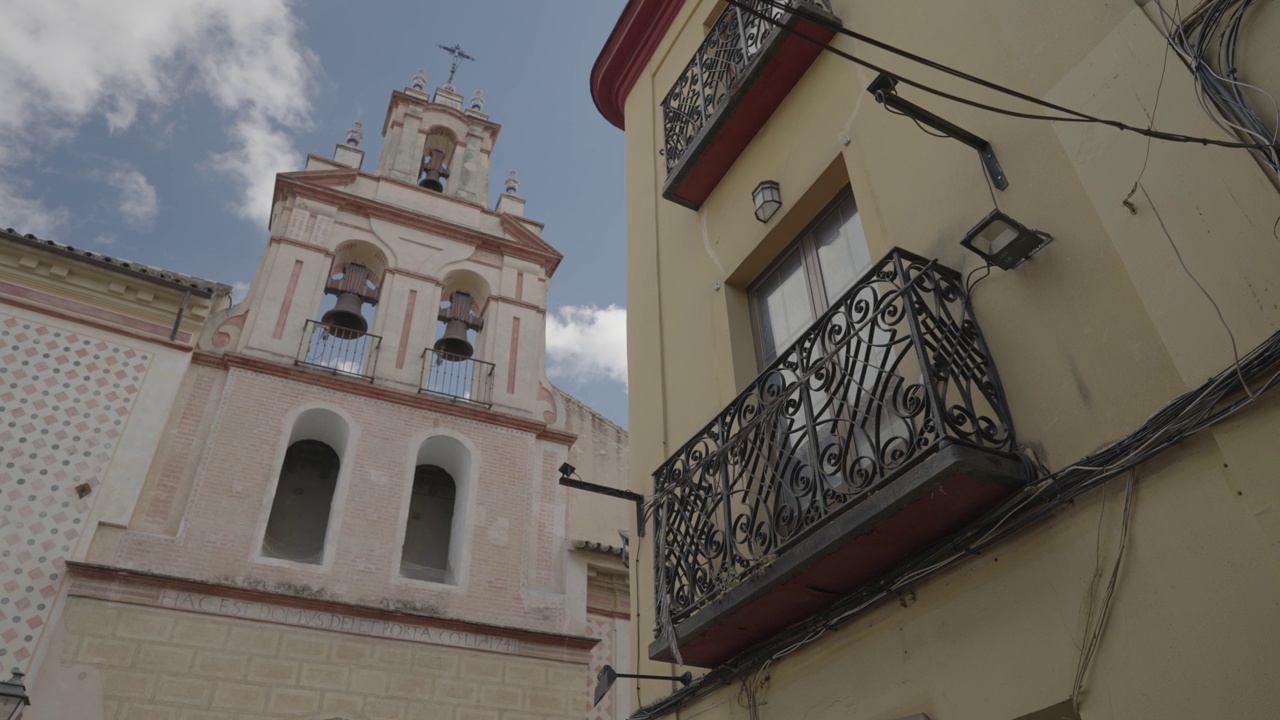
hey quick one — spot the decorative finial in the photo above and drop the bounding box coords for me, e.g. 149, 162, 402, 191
411, 69, 427, 91
469, 89, 485, 111
504, 170, 520, 195
345, 121, 363, 147
437, 43, 476, 89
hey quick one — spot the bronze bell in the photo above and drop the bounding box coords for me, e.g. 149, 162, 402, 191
434, 319, 473, 360
320, 292, 368, 340
419, 168, 445, 192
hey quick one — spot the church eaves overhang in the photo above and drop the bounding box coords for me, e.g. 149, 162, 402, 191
0, 226, 229, 297
590, 0, 683, 129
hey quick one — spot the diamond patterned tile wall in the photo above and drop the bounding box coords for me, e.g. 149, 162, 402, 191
0, 312, 151, 666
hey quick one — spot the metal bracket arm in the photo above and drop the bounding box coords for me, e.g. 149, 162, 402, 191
558, 474, 647, 537
867, 73, 1009, 190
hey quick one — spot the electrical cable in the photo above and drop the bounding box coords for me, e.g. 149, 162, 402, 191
1147, 0, 1280, 171
723, 0, 1271, 151
1071, 471, 1135, 712
1123, 31, 1173, 212
1139, 182, 1253, 398
885, 103, 950, 139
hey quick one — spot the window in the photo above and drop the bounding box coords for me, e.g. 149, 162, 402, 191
262, 440, 340, 563
399, 464, 457, 583
749, 191, 870, 367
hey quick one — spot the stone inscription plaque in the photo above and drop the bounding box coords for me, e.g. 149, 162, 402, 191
153, 589, 520, 653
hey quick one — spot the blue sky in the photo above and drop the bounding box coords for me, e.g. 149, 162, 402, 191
0, 0, 630, 426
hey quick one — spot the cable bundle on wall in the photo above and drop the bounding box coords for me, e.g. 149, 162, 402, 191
1153, 0, 1280, 171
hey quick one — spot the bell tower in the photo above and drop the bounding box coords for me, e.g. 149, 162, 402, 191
207, 67, 561, 422
7, 61, 633, 720
373, 61, 497, 205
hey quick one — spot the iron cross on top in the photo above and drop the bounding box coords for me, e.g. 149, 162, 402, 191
437, 43, 475, 86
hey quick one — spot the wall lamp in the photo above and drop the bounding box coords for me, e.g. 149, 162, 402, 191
752, 180, 782, 223
0, 670, 30, 720
960, 208, 1053, 270
558, 463, 646, 537
593, 664, 693, 706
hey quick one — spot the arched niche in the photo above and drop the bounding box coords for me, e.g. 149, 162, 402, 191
261, 408, 350, 564
318, 240, 392, 337
396, 434, 473, 585
420, 126, 460, 192
433, 268, 493, 360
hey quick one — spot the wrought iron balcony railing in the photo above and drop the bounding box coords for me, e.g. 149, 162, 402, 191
660, 0, 835, 209
420, 348, 496, 407
296, 319, 381, 381
651, 249, 1019, 653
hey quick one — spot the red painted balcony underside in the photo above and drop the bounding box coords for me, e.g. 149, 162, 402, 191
662, 13, 837, 210
650, 444, 1026, 667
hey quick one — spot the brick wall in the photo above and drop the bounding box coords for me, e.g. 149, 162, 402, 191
109, 366, 571, 634
38, 596, 586, 720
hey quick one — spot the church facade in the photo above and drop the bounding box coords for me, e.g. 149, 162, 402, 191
2, 73, 631, 720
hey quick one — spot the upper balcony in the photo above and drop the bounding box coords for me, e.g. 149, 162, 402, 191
661, 0, 839, 209
648, 249, 1028, 666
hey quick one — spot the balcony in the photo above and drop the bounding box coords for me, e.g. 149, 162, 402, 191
420, 348, 496, 407
648, 249, 1027, 666
661, 0, 839, 209
296, 319, 381, 381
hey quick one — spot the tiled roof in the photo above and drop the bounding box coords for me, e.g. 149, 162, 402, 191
572, 539, 626, 557
1, 226, 231, 296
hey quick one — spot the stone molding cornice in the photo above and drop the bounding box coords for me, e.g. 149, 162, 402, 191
591, 0, 683, 129
66, 562, 597, 663
274, 172, 562, 276
191, 350, 577, 445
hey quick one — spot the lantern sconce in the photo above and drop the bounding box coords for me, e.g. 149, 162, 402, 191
752, 180, 782, 223
0, 669, 31, 720
959, 209, 1053, 270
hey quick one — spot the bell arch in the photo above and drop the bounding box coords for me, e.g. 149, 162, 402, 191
259, 407, 351, 565
420, 126, 460, 192
432, 268, 492, 362
318, 240, 389, 340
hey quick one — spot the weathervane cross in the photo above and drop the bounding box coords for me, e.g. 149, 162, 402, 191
437, 43, 475, 86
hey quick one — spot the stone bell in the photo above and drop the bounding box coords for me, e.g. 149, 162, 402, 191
321, 292, 368, 340
434, 319, 473, 359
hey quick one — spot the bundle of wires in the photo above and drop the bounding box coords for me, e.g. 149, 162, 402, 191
1153, 0, 1280, 171
632, 325, 1280, 720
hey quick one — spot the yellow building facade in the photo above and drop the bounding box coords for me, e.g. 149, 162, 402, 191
592, 1, 1280, 718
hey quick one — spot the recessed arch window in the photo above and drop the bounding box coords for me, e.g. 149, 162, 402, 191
261, 408, 349, 564
400, 464, 457, 583
399, 434, 471, 585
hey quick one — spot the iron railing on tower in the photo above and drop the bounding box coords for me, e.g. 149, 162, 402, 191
296, 319, 381, 381
420, 349, 496, 407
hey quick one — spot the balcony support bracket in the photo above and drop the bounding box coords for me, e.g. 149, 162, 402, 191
868, 73, 1009, 190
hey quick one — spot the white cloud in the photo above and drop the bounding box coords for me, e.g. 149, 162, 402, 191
0, 0, 315, 225
110, 169, 158, 226
93, 233, 118, 247
545, 304, 628, 389
230, 280, 250, 304
0, 178, 69, 238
